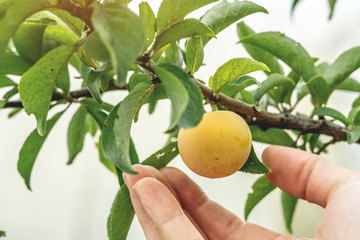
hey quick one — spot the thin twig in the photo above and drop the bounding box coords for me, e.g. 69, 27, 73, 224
3, 80, 126, 108
291, 133, 303, 148
316, 138, 337, 155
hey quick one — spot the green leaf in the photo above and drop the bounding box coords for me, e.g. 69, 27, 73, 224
158, 63, 206, 130
164, 42, 183, 66
85, 106, 107, 127
92, 3, 146, 86
107, 185, 134, 240
348, 107, 360, 126
18, 111, 64, 190
0, 230, 6, 238
102, 83, 150, 174
7, 108, 22, 118
239, 32, 317, 82
0, 0, 55, 56
87, 114, 98, 136
153, 18, 216, 53
56, 65, 70, 94
128, 73, 167, 114
139, 2, 155, 49
255, 73, 294, 101
239, 145, 270, 174
186, 36, 204, 75
98, 135, 117, 174
337, 78, 360, 92
291, 0, 303, 14
306, 75, 329, 107
323, 47, 360, 91
156, 0, 218, 33
44, 9, 84, 43
0, 52, 32, 75
295, 79, 308, 103
84, 32, 111, 62
344, 127, 360, 144
245, 175, 276, 220
212, 58, 270, 96
153, 66, 189, 132
352, 96, 360, 108
221, 76, 258, 97
235, 90, 256, 105
80, 64, 113, 104
328, 0, 337, 19
129, 73, 152, 89
250, 125, 293, 147
201, 0, 268, 45
142, 141, 179, 168
281, 191, 298, 233
81, 97, 113, 112
67, 106, 89, 165
101, 71, 115, 91
0, 100, 5, 109
13, 19, 55, 63
311, 107, 348, 126
0, 75, 17, 88
19, 45, 76, 136
2, 87, 18, 102
116, 138, 140, 186
237, 22, 283, 75
308, 133, 320, 153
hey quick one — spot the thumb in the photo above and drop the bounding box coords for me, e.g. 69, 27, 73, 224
262, 145, 355, 207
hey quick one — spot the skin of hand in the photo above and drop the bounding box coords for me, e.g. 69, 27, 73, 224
123, 145, 360, 240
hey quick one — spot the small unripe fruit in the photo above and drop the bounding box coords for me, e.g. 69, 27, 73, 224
178, 111, 252, 178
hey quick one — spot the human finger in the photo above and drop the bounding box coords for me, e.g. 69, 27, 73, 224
262, 145, 356, 207
142, 165, 208, 239
133, 177, 204, 240
161, 167, 295, 240
124, 164, 163, 240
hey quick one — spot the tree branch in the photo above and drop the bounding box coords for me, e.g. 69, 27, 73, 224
195, 80, 352, 144
2, 80, 126, 108
2, 68, 352, 145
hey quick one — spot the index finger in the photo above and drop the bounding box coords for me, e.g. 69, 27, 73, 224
262, 145, 357, 207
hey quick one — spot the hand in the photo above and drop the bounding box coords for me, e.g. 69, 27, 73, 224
123, 146, 360, 239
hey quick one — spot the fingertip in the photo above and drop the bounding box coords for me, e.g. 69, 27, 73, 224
124, 164, 155, 188
160, 166, 182, 176
262, 145, 292, 166
133, 177, 160, 193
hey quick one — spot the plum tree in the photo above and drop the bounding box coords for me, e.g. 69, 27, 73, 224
0, 0, 359, 239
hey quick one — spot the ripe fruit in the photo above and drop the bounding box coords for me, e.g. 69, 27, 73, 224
177, 111, 252, 178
